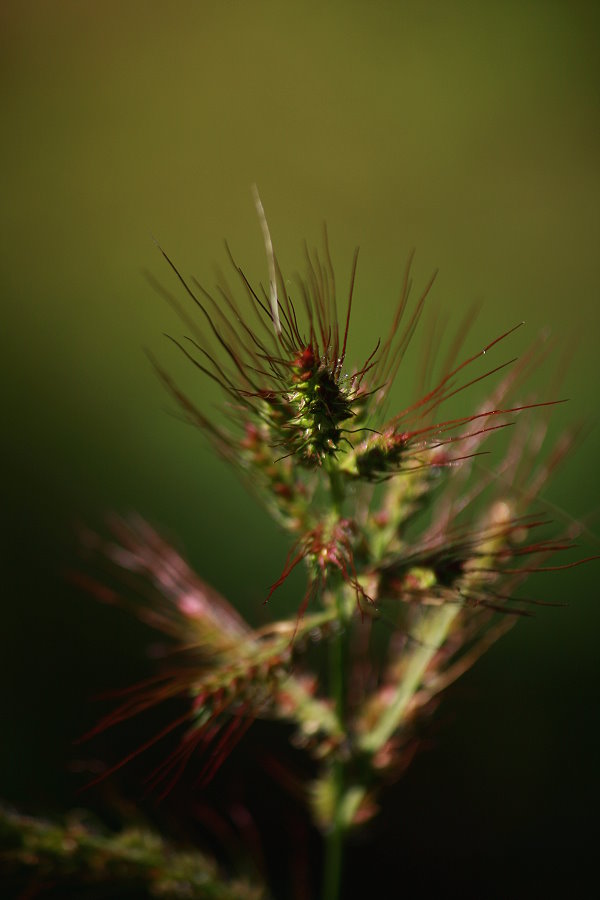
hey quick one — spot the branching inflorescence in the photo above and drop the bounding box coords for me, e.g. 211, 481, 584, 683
81, 202, 593, 897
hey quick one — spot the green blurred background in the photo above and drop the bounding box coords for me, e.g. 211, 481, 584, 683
2, 1, 599, 896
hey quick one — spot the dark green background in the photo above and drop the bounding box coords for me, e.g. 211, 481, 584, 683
2, 2, 599, 896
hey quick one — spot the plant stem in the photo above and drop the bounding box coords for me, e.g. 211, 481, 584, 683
359, 603, 460, 754
322, 466, 352, 896
323, 589, 347, 900
323, 785, 343, 900
327, 462, 346, 516
360, 523, 513, 756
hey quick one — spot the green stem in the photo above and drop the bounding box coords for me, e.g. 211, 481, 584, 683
323, 789, 343, 900
360, 526, 510, 757
322, 591, 346, 900
327, 462, 346, 515
321, 463, 350, 897
359, 603, 460, 754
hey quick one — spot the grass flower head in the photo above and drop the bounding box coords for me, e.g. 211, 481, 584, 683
79, 202, 595, 899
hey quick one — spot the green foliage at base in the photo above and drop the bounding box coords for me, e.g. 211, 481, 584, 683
0, 804, 265, 900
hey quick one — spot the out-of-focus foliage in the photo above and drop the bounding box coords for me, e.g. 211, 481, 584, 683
0, 805, 265, 899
